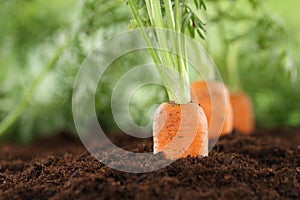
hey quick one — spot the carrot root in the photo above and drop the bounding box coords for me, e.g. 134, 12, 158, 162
153, 102, 208, 159
230, 92, 255, 134
191, 81, 233, 139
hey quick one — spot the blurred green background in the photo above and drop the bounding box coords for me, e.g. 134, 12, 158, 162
0, 0, 299, 142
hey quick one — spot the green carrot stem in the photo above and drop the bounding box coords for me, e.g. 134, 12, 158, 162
127, 0, 178, 102
149, 0, 175, 69
128, 0, 191, 103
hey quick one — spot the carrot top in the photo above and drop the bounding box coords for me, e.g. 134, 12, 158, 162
127, 0, 206, 104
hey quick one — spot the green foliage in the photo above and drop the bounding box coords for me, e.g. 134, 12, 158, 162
0, 0, 299, 142
0, 0, 76, 142
0, 0, 124, 141
0, 0, 74, 63
127, 0, 207, 39
204, 0, 299, 128
0, 0, 166, 142
204, 0, 296, 90
127, 0, 208, 103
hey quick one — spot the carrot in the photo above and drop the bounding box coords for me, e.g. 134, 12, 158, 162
127, 0, 208, 159
153, 102, 208, 159
230, 92, 255, 134
191, 81, 233, 139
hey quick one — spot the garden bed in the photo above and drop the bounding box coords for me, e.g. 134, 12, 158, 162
0, 129, 299, 200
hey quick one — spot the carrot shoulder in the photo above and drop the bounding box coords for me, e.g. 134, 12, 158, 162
230, 92, 255, 134
153, 102, 208, 159
191, 81, 233, 139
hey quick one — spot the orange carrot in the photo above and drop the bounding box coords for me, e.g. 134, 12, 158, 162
191, 81, 233, 139
230, 92, 255, 134
153, 102, 208, 159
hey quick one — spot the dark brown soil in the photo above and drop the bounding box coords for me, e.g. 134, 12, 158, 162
0, 128, 299, 200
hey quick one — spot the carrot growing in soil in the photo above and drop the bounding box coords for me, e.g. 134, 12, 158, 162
127, 0, 208, 159
199, 0, 295, 134
205, 21, 256, 135
230, 92, 254, 134
191, 80, 233, 139
210, 20, 255, 134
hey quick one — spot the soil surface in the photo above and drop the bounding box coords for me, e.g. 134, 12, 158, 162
0, 128, 299, 200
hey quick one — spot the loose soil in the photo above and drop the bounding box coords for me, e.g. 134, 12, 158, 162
0, 128, 299, 200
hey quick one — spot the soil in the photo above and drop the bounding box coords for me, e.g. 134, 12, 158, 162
0, 128, 299, 200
